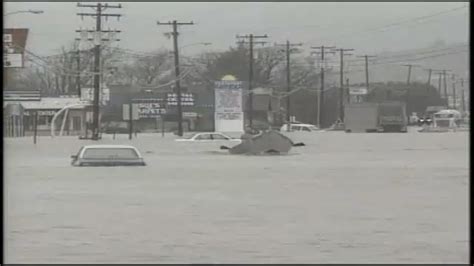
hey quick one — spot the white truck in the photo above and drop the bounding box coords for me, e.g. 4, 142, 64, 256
344, 103, 379, 133
344, 102, 407, 133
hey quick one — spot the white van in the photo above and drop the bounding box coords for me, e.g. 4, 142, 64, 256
280, 123, 320, 132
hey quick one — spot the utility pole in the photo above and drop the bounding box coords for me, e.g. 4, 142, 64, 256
333, 48, 354, 121
346, 78, 350, 104
461, 89, 466, 113
236, 33, 268, 129
438, 72, 442, 94
75, 49, 81, 97
77, 2, 121, 140
311, 45, 335, 128
275, 40, 302, 131
157, 20, 194, 137
426, 68, 432, 86
356, 55, 376, 101
443, 69, 448, 107
452, 81, 457, 110
402, 64, 420, 119
451, 74, 457, 110
402, 64, 419, 85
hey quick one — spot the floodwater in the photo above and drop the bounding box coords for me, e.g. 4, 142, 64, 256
4, 130, 469, 263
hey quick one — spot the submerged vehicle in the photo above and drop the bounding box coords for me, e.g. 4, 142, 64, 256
280, 123, 320, 132
175, 132, 241, 143
220, 130, 304, 155
71, 145, 146, 166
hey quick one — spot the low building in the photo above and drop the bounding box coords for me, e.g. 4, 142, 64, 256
3, 93, 89, 137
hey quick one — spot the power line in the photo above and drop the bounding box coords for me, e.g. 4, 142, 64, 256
326, 4, 468, 42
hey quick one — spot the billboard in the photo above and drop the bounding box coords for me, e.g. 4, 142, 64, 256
3, 28, 29, 68
349, 86, 368, 95
215, 86, 243, 113
214, 78, 244, 132
166, 92, 194, 106
80, 87, 110, 105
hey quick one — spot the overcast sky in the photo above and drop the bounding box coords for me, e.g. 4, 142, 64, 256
4, 2, 470, 57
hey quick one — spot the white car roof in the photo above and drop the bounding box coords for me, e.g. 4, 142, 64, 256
290, 123, 317, 127
82, 145, 139, 149
193, 132, 230, 136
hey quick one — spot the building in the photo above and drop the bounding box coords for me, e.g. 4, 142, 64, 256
247, 87, 282, 129
104, 84, 212, 133
3, 92, 89, 137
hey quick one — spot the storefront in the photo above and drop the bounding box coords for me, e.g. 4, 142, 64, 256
3, 97, 88, 137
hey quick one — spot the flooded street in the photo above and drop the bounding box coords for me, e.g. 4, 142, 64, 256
4, 131, 469, 263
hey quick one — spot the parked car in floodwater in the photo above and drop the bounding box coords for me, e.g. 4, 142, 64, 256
71, 145, 146, 166
175, 132, 242, 143
280, 123, 321, 132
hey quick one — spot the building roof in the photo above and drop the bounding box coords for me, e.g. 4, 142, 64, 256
3, 97, 89, 110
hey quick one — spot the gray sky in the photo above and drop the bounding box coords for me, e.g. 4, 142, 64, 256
4, 2, 470, 57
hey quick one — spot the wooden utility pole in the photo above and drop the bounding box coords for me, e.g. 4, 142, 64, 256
33, 111, 38, 144
460, 78, 465, 113
129, 98, 133, 140
333, 48, 354, 121
157, 20, 194, 136
77, 2, 122, 140
356, 55, 376, 93
345, 78, 350, 103
443, 69, 448, 106
76, 49, 81, 97
426, 68, 432, 86
236, 34, 268, 129
451, 74, 457, 110
452, 81, 457, 110
402, 64, 416, 85
402, 64, 420, 119
311, 45, 335, 128
438, 72, 442, 94
275, 41, 302, 131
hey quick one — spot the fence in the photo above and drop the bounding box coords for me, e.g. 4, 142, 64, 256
4, 115, 25, 137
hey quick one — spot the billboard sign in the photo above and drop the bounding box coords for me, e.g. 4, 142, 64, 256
215, 81, 243, 113
349, 86, 368, 95
3, 28, 29, 68
122, 104, 139, 121
166, 92, 194, 106
214, 77, 244, 132
80, 87, 110, 105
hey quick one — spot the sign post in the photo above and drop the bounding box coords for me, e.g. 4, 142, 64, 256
122, 103, 139, 140
33, 111, 38, 144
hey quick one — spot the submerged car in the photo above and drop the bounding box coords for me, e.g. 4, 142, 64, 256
221, 130, 305, 155
71, 145, 146, 166
175, 132, 242, 143
280, 123, 321, 132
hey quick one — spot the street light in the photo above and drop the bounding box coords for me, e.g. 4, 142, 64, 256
4, 10, 44, 16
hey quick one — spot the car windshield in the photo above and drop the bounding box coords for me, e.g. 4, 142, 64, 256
82, 148, 139, 159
